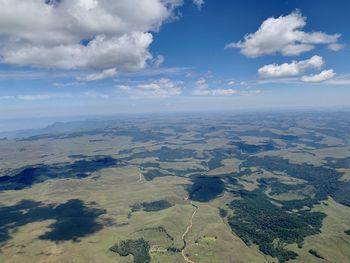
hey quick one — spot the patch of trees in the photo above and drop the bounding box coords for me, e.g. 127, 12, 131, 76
325, 157, 350, 169
110, 238, 151, 263
137, 226, 174, 241
258, 178, 306, 196
142, 169, 166, 181
140, 165, 204, 181
206, 148, 241, 170
308, 249, 324, 259
142, 200, 173, 212
232, 141, 277, 154
241, 156, 350, 207
130, 200, 173, 214
20, 129, 106, 141
232, 129, 329, 148
131, 146, 197, 162
219, 208, 228, 218
139, 162, 160, 169
234, 129, 299, 142
228, 190, 326, 263
112, 127, 168, 143
167, 246, 181, 253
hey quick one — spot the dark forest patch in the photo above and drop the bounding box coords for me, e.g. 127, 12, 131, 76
140, 164, 204, 181
308, 249, 325, 259
258, 178, 307, 196
206, 148, 240, 170
110, 238, 151, 263
142, 200, 173, 212
141, 169, 168, 181
130, 200, 173, 214
325, 157, 350, 169
234, 130, 299, 142
241, 156, 349, 207
232, 141, 277, 154
228, 190, 325, 263
112, 127, 167, 143
230, 129, 329, 148
131, 146, 197, 162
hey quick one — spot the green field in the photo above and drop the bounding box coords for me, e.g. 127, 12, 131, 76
0, 112, 350, 262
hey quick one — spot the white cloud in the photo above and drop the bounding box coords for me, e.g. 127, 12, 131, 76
0, 0, 183, 72
16, 94, 67, 101
84, 91, 110, 99
196, 78, 207, 86
53, 82, 86, 87
193, 79, 238, 96
226, 10, 341, 57
193, 88, 237, 96
301, 69, 335, 83
325, 74, 350, 85
193, 0, 204, 10
77, 68, 118, 81
118, 78, 182, 98
258, 55, 324, 78
152, 55, 165, 68
1, 94, 64, 101
124, 66, 191, 78
328, 43, 346, 51
228, 81, 236, 86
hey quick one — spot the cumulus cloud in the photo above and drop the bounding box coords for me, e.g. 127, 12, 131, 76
228, 81, 236, 86
258, 55, 324, 78
193, 0, 204, 10
301, 69, 335, 83
192, 78, 238, 96
0, 0, 183, 72
226, 10, 342, 57
77, 68, 118, 81
118, 78, 182, 98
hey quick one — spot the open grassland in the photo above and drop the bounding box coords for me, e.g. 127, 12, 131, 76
288, 198, 350, 263
1, 112, 350, 262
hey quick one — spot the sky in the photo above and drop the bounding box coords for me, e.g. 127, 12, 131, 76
0, 0, 350, 120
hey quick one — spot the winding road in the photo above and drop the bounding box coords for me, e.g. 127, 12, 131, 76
181, 199, 198, 263
137, 172, 144, 183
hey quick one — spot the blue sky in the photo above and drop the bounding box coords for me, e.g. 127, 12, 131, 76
0, 0, 350, 119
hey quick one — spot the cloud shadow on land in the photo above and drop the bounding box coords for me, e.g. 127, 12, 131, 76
0, 156, 119, 191
187, 175, 225, 202
0, 199, 109, 244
